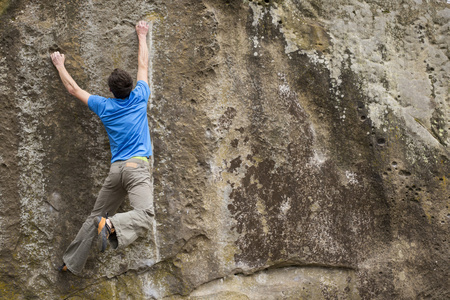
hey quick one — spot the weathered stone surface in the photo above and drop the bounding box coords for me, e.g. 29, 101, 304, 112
0, 0, 448, 299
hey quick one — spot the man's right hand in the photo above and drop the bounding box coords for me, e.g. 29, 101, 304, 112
136, 21, 149, 37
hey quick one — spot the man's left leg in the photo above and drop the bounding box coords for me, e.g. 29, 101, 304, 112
62, 162, 126, 274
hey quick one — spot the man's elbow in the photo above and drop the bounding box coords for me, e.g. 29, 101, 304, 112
138, 61, 148, 70
68, 86, 80, 96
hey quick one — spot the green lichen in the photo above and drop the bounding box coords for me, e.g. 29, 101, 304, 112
0, 281, 20, 300
145, 12, 164, 23
66, 280, 115, 300
414, 117, 446, 146
0, 0, 9, 15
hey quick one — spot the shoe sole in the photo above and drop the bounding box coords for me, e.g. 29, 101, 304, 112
94, 216, 109, 252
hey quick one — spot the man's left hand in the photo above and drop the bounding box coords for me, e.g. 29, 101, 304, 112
51, 51, 65, 68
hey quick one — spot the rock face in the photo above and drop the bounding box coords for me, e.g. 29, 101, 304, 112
0, 0, 448, 299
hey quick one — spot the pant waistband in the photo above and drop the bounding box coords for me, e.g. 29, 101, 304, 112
112, 157, 149, 167
132, 156, 148, 162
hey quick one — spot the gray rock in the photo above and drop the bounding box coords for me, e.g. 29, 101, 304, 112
0, 0, 448, 299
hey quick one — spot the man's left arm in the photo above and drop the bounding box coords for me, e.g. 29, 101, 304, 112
51, 51, 91, 105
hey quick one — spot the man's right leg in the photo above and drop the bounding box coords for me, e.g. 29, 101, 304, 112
109, 158, 154, 249
62, 162, 126, 275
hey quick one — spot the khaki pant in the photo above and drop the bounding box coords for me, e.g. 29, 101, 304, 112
63, 157, 154, 275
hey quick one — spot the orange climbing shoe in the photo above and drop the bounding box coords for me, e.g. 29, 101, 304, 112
58, 263, 68, 272
94, 214, 115, 252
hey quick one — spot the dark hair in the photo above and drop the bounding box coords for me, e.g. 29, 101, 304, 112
108, 68, 133, 99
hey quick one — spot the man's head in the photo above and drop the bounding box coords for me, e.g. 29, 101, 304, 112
108, 69, 133, 99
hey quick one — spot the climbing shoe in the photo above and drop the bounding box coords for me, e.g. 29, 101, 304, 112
58, 263, 68, 272
94, 214, 115, 252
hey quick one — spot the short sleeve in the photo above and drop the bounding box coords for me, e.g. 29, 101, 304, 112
132, 80, 151, 103
88, 95, 107, 116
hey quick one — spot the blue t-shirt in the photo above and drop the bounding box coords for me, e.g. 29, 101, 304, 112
88, 80, 152, 163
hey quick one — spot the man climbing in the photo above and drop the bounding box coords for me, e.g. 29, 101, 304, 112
51, 20, 154, 275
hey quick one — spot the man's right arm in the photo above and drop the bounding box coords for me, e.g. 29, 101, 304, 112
136, 21, 149, 84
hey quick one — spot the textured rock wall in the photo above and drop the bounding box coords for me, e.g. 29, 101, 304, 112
0, 0, 448, 299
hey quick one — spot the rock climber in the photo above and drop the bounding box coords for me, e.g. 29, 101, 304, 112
51, 21, 154, 275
